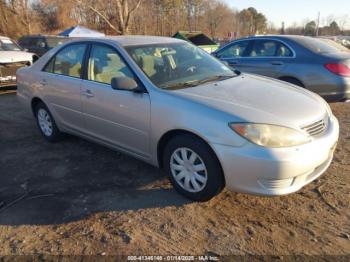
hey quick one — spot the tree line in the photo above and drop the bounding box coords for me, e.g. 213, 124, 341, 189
0, 0, 349, 40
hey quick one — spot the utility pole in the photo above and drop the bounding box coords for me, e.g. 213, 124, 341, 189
316, 12, 320, 36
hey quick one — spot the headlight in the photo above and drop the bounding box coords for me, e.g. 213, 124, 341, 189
229, 123, 311, 148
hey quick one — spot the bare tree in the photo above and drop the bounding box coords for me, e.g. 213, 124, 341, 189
204, 0, 232, 38
76, 0, 142, 34
0, 0, 44, 37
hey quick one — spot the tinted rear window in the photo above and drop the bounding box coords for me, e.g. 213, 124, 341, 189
295, 37, 349, 54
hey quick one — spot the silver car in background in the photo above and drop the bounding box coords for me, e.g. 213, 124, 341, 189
17, 36, 339, 201
213, 35, 350, 102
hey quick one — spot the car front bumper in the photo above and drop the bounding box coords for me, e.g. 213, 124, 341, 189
0, 78, 16, 87
0, 61, 29, 88
211, 115, 339, 196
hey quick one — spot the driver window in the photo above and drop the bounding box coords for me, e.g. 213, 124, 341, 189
217, 41, 249, 58
88, 44, 135, 85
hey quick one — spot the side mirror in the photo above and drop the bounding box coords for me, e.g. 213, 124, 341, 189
111, 77, 143, 92
221, 60, 229, 67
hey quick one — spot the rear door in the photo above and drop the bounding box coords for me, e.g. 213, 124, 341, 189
40, 43, 88, 132
239, 39, 293, 77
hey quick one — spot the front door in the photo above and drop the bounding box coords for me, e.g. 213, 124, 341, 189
81, 44, 151, 157
216, 40, 252, 71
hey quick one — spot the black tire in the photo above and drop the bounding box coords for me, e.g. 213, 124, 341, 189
280, 77, 304, 87
163, 134, 225, 201
34, 102, 62, 143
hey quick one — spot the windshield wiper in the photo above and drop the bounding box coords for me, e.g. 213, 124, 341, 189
162, 75, 235, 90
162, 81, 198, 90
193, 74, 234, 85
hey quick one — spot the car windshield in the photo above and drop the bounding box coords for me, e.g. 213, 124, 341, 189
46, 38, 70, 48
126, 42, 236, 90
319, 38, 350, 52
295, 37, 350, 54
0, 39, 22, 51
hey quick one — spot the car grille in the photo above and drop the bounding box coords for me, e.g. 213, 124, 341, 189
0, 62, 29, 82
301, 116, 328, 137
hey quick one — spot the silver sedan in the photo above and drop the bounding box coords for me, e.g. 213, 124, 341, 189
17, 36, 339, 201
213, 35, 350, 102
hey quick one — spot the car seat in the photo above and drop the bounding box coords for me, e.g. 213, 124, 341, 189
141, 55, 156, 77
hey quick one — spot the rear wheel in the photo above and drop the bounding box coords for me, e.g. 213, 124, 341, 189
35, 102, 62, 142
163, 134, 224, 201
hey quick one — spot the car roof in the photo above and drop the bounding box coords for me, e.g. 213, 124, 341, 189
106, 35, 185, 46
20, 35, 68, 39
70, 35, 185, 46
235, 35, 312, 42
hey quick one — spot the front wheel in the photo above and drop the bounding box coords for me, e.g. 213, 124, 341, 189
163, 134, 225, 201
35, 102, 62, 142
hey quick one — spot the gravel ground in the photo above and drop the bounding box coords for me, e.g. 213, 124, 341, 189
0, 92, 349, 257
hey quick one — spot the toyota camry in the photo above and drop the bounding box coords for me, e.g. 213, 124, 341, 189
17, 36, 339, 201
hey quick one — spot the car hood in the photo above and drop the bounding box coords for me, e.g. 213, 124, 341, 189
173, 74, 328, 128
0, 51, 34, 63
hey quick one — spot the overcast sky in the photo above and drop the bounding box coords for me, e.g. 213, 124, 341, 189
223, 0, 350, 29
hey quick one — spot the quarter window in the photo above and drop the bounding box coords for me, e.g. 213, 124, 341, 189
277, 44, 293, 57
217, 41, 250, 58
88, 44, 135, 85
44, 44, 86, 78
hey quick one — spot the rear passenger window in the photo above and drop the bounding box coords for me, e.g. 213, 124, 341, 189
249, 40, 293, 57
44, 44, 86, 78
28, 38, 38, 47
88, 44, 135, 85
250, 40, 277, 57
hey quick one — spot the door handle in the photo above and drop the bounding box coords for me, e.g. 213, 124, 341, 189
229, 61, 239, 65
271, 61, 284, 66
82, 89, 94, 98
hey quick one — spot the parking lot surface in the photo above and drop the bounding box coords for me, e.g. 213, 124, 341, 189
0, 92, 349, 256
